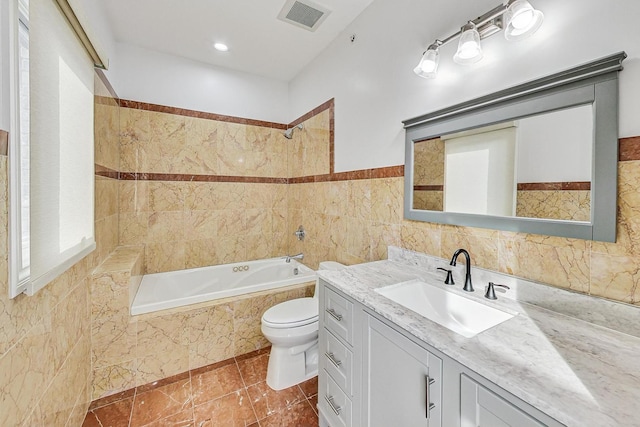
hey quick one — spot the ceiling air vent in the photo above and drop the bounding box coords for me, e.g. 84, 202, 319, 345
277, 0, 331, 32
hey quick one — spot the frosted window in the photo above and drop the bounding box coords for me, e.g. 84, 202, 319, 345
8, 0, 95, 297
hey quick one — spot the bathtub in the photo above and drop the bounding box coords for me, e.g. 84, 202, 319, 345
131, 257, 316, 315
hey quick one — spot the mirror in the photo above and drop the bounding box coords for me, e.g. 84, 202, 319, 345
403, 52, 626, 242
413, 104, 593, 222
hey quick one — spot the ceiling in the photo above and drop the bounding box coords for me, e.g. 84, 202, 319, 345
102, 0, 375, 82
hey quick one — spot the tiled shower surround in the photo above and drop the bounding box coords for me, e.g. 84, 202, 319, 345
1, 69, 640, 426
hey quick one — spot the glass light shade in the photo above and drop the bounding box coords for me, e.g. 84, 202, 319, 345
413, 45, 440, 79
504, 0, 544, 41
454, 23, 483, 65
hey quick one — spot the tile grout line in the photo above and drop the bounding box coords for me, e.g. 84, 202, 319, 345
127, 386, 137, 427
234, 356, 261, 426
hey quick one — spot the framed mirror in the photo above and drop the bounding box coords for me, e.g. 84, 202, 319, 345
403, 52, 626, 242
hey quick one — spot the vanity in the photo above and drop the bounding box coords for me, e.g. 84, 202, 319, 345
316, 247, 640, 427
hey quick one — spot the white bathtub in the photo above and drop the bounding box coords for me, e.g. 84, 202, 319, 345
131, 258, 316, 315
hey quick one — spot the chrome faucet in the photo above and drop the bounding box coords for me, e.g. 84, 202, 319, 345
449, 249, 474, 292
285, 253, 304, 263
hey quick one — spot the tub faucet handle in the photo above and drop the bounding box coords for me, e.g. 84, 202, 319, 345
294, 225, 305, 241
436, 267, 454, 285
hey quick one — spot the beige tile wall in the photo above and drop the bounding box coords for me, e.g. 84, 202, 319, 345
119, 180, 290, 273
288, 109, 331, 178
516, 190, 591, 221
289, 171, 640, 305
118, 106, 297, 273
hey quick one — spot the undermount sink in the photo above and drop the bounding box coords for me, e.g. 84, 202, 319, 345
375, 279, 515, 338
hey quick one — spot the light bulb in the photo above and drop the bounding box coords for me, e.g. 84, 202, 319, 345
504, 0, 544, 41
414, 43, 440, 79
454, 23, 483, 65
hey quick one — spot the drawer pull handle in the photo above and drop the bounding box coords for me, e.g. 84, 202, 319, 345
325, 395, 342, 416
325, 352, 342, 368
326, 308, 343, 321
425, 375, 436, 419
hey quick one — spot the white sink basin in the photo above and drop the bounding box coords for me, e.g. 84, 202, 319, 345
375, 279, 515, 338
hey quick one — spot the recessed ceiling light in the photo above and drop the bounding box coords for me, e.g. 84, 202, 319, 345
214, 43, 228, 52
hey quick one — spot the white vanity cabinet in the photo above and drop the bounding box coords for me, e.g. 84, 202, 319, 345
318, 279, 565, 427
460, 375, 547, 427
362, 314, 442, 427
318, 285, 362, 427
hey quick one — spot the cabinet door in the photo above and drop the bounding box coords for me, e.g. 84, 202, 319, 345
461, 374, 546, 427
363, 314, 442, 427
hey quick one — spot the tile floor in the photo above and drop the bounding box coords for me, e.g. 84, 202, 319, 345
83, 348, 319, 427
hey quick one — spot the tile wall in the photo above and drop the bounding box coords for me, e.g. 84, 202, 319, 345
516, 189, 591, 221
117, 104, 295, 273
290, 160, 640, 305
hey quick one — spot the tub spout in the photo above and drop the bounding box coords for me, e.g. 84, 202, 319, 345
285, 253, 304, 263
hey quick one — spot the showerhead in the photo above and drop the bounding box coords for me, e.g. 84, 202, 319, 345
283, 123, 304, 139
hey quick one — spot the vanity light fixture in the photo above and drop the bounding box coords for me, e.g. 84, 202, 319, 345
414, 0, 544, 78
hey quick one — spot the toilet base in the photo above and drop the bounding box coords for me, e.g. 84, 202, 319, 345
266, 342, 318, 390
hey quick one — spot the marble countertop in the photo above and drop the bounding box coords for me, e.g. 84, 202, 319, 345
317, 247, 640, 427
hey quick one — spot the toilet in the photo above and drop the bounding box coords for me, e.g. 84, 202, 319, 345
261, 261, 345, 390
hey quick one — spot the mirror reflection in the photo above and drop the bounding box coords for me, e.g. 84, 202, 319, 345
412, 104, 593, 222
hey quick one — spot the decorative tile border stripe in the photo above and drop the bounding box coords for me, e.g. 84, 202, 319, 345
119, 172, 288, 184
0, 129, 8, 156
517, 181, 591, 191
107, 164, 403, 184
413, 185, 444, 191
119, 99, 289, 130
289, 165, 404, 184
289, 98, 334, 127
95, 164, 119, 179
619, 136, 640, 161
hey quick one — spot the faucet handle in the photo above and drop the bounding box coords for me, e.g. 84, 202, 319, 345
484, 282, 510, 300
436, 267, 455, 285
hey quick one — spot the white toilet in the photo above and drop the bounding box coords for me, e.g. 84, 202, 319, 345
261, 261, 345, 390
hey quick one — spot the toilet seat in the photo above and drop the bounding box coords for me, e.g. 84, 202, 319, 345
262, 297, 318, 328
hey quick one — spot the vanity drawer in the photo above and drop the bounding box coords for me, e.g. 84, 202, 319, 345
319, 372, 352, 427
322, 329, 354, 395
324, 287, 354, 345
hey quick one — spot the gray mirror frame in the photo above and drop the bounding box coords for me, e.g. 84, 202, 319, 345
403, 52, 626, 242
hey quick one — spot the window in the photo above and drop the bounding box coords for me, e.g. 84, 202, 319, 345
7, 0, 97, 298
7, 0, 30, 297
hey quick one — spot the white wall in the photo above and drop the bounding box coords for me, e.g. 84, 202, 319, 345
109, 43, 290, 124
290, 0, 640, 172
517, 105, 593, 183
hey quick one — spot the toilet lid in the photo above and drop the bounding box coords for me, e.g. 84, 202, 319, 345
262, 297, 318, 328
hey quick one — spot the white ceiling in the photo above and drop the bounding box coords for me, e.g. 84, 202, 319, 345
102, 0, 375, 82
